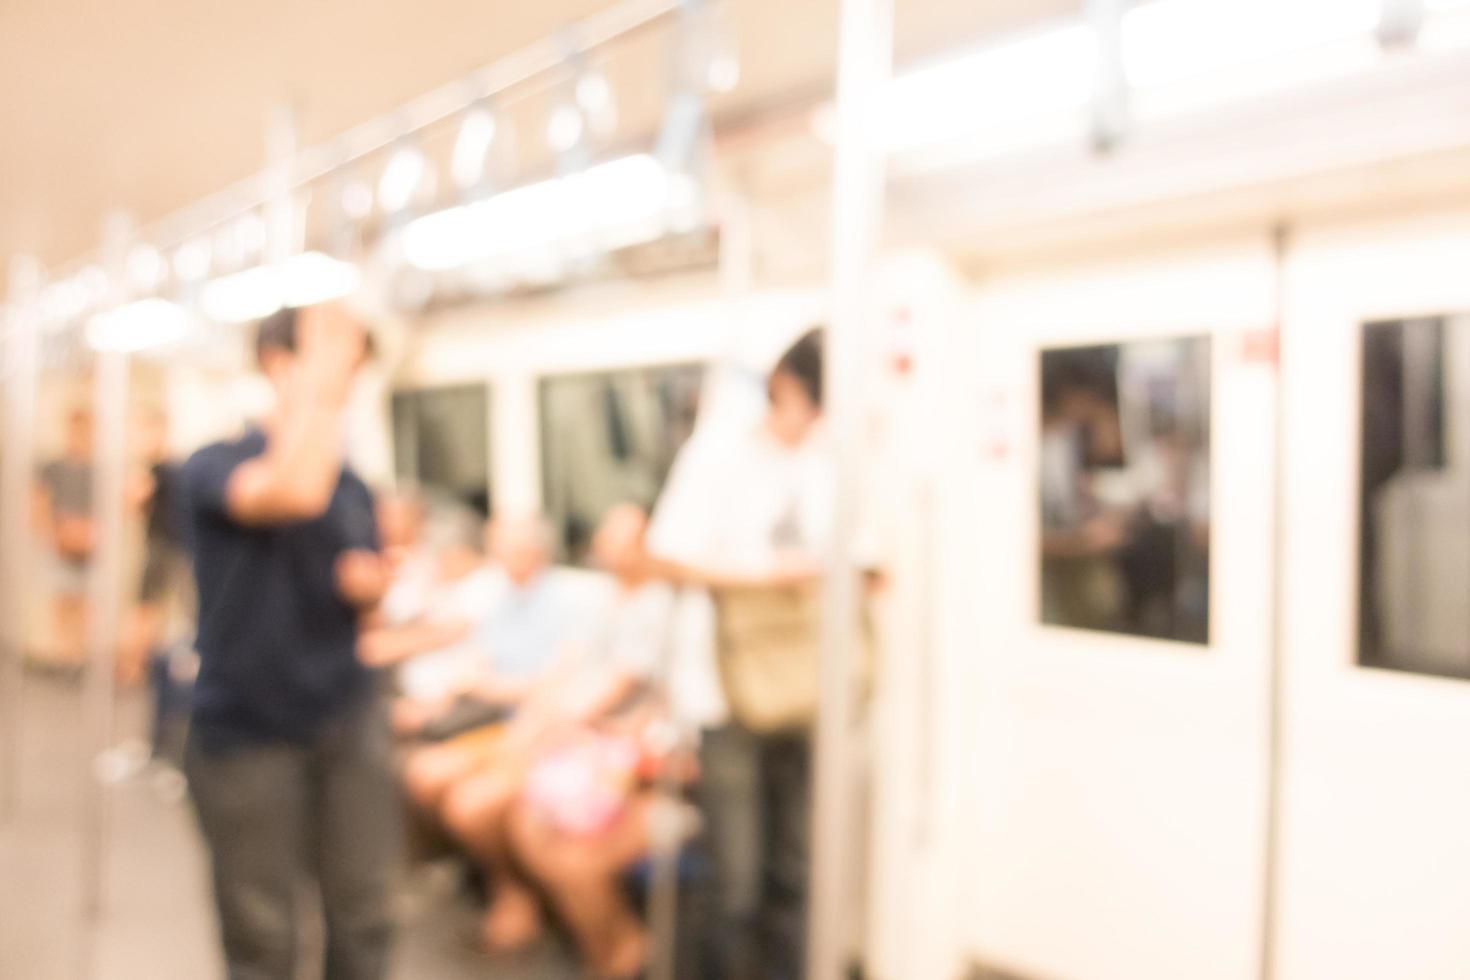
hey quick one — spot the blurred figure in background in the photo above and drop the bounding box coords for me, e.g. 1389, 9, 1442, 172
122, 405, 195, 769
181, 304, 397, 980
357, 488, 480, 673
34, 406, 96, 668
376, 488, 432, 619
645, 328, 832, 980
1040, 367, 1127, 631
392, 513, 578, 745
1039, 340, 1210, 642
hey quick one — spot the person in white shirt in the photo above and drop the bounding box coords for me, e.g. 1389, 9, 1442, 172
643, 327, 831, 980
357, 497, 499, 682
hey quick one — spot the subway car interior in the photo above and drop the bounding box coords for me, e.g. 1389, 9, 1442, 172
3, 1, 1470, 978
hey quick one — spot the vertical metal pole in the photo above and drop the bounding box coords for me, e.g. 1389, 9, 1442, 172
810, 0, 890, 977
81, 348, 129, 920
266, 103, 301, 266
0, 257, 44, 822
1259, 222, 1291, 980
81, 214, 134, 919
645, 749, 685, 980
645, 564, 692, 980
713, 168, 753, 298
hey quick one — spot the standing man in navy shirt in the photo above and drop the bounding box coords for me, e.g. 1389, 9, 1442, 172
183, 302, 397, 980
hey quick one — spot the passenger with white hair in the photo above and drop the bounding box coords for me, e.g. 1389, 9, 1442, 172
399, 513, 585, 799
398, 511, 597, 949
497, 502, 684, 980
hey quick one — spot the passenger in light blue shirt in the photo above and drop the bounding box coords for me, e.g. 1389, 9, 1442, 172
400, 512, 606, 953
472, 517, 592, 688
401, 514, 599, 813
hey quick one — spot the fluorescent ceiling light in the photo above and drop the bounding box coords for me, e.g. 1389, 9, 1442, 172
1123, 0, 1387, 122
884, 23, 1097, 153
402, 153, 675, 272
883, 0, 1462, 160
200, 263, 281, 322
565, 154, 672, 249
402, 181, 559, 272
200, 252, 361, 323
1123, 0, 1380, 90
279, 251, 362, 307
1420, 0, 1470, 50
87, 298, 192, 352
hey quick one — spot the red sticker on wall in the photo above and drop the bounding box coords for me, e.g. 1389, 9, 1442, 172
1241, 327, 1279, 366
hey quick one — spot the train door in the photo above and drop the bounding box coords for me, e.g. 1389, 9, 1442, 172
1276, 211, 1470, 979
942, 239, 1280, 980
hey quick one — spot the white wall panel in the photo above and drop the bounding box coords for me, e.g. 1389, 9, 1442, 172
947, 239, 1279, 980
1277, 208, 1470, 980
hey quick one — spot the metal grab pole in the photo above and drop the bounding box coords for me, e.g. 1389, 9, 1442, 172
645, 741, 687, 980
1257, 223, 1291, 980
80, 213, 136, 921
101, 0, 681, 266
809, 0, 891, 977
0, 257, 43, 822
81, 346, 129, 921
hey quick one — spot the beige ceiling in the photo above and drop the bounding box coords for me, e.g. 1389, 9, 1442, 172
0, 0, 1078, 283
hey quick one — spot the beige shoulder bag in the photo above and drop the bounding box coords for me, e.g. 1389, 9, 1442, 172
711, 583, 823, 734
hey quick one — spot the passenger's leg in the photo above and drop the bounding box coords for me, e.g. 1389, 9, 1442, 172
760, 732, 812, 980
185, 740, 308, 980
402, 740, 483, 813
119, 599, 163, 687
509, 797, 653, 979
314, 698, 401, 980
441, 766, 541, 950
54, 591, 87, 667
148, 652, 173, 760
697, 724, 764, 980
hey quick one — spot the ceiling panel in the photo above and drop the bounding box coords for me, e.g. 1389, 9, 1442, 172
0, 0, 1076, 279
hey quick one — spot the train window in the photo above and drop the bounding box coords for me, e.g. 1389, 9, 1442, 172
1039, 337, 1212, 644
540, 362, 703, 563
391, 383, 491, 516
1358, 316, 1470, 679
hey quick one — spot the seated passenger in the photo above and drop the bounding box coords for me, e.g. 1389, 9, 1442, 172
374, 488, 437, 626
488, 505, 690, 978
529, 504, 676, 729
393, 513, 608, 951
400, 513, 586, 812
358, 496, 495, 675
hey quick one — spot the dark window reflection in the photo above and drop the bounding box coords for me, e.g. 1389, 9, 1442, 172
391, 383, 491, 516
540, 363, 703, 563
1359, 316, 1469, 678
1039, 338, 1211, 643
